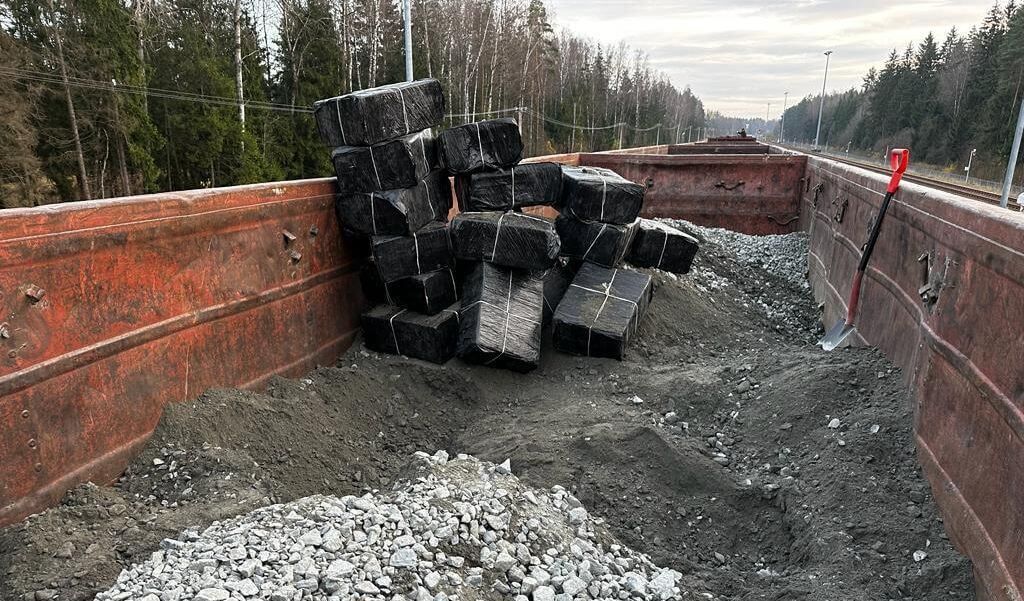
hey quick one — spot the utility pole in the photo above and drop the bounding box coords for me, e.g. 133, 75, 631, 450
999, 97, 1024, 208
965, 148, 977, 183
403, 0, 413, 81
814, 50, 833, 150
780, 91, 789, 143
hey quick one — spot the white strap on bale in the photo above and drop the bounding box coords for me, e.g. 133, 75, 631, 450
509, 166, 517, 209
368, 145, 383, 189
396, 87, 411, 134
444, 307, 460, 323
489, 212, 508, 262
419, 133, 430, 169
369, 192, 378, 235
582, 223, 609, 261
485, 271, 515, 365
656, 228, 670, 269
334, 101, 348, 145
475, 122, 486, 169
389, 308, 407, 355
448, 269, 458, 298
413, 231, 422, 274
598, 171, 608, 221
424, 177, 436, 220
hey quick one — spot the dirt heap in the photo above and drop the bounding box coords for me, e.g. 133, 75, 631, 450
0, 221, 975, 601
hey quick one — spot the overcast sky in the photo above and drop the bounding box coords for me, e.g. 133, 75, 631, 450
543, 0, 995, 118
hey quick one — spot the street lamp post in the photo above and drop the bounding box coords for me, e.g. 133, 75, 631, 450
965, 148, 977, 183
780, 91, 788, 143
766, 102, 771, 139
403, 0, 413, 81
814, 50, 833, 149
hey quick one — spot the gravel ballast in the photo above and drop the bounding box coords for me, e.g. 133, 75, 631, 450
97, 453, 681, 601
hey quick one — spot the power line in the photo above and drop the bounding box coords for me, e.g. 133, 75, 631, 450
0, 66, 687, 135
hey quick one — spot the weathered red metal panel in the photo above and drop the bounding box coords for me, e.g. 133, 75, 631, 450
576, 153, 806, 234
802, 157, 1024, 600
0, 179, 363, 525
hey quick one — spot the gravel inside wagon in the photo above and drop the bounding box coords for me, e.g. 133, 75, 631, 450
0, 219, 975, 601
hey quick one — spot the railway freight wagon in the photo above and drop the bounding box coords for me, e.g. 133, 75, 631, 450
1, 143, 1022, 600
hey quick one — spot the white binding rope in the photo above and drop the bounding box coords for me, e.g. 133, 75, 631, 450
582, 223, 608, 260
489, 212, 508, 262
448, 269, 459, 299
334, 100, 348, 145
396, 87, 411, 133
368, 145, 383, 189
509, 166, 516, 209
419, 132, 430, 170
413, 231, 422, 274
485, 271, 515, 365
475, 122, 486, 168
369, 192, 378, 235
389, 308, 407, 354
599, 172, 608, 221
424, 176, 436, 220
656, 229, 670, 268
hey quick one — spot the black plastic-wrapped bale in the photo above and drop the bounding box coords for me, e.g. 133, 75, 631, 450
540, 258, 575, 326
389, 268, 460, 315
454, 162, 562, 211
627, 218, 700, 274
332, 130, 437, 195
561, 166, 645, 224
450, 211, 560, 270
337, 170, 452, 236
361, 303, 460, 364
552, 263, 654, 360
555, 215, 638, 268
360, 259, 392, 304
371, 221, 452, 282
457, 262, 543, 372
438, 118, 523, 174
314, 79, 446, 146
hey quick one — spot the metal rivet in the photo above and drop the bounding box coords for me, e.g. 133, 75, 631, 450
21, 410, 29, 419
25, 285, 45, 303
309, 225, 319, 237
289, 250, 302, 263
7, 350, 16, 358
27, 438, 37, 449
34, 463, 42, 472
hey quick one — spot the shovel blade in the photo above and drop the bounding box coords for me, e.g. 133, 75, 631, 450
819, 320, 855, 351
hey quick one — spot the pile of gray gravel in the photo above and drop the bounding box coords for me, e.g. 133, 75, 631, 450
663, 219, 818, 338
97, 453, 682, 601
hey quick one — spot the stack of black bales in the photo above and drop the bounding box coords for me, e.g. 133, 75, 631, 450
443, 118, 562, 372
551, 166, 654, 360
315, 79, 459, 364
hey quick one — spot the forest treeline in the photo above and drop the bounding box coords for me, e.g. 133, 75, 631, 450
0, 0, 705, 207
779, 2, 1024, 180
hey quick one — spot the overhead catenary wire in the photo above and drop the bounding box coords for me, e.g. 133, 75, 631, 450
0, 67, 687, 136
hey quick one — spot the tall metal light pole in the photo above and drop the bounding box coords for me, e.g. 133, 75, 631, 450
780, 91, 789, 143
965, 148, 977, 183
403, 0, 413, 81
814, 50, 833, 150
1000, 99, 1024, 208
765, 102, 771, 138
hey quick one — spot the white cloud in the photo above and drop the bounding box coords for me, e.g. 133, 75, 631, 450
544, 0, 993, 116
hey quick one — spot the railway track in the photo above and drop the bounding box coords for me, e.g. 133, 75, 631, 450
791, 147, 1022, 211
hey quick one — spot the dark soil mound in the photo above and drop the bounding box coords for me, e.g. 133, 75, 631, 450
0, 224, 974, 601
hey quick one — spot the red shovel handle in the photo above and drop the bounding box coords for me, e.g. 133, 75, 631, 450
887, 148, 909, 193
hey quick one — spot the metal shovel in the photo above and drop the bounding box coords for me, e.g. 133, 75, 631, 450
820, 148, 909, 351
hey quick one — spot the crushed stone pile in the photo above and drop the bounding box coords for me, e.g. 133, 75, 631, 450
665, 219, 817, 340
97, 453, 682, 601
